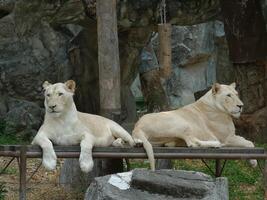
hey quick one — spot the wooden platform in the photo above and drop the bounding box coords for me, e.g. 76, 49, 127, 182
1, 145, 267, 200
0, 145, 266, 159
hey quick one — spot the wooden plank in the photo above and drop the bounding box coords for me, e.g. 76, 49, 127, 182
1, 146, 266, 160
265, 158, 267, 200
215, 159, 221, 177
22, 152, 267, 159
19, 146, 27, 200
0, 145, 265, 154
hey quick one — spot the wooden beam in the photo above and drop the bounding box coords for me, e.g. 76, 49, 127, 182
0, 145, 266, 158
1, 145, 266, 199
19, 146, 27, 200
97, 0, 123, 174
265, 158, 267, 200
97, 0, 121, 119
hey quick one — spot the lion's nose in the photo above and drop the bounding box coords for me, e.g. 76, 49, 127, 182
237, 105, 243, 109
49, 105, 57, 109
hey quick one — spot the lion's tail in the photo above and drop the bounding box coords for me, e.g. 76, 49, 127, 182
132, 129, 155, 171
109, 122, 135, 147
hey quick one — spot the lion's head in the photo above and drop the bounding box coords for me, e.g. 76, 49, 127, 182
212, 83, 244, 118
42, 80, 76, 117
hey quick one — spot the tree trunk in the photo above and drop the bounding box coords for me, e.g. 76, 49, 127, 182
97, 0, 123, 174
220, 0, 267, 63
220, 0, 267, 141
158, 23, 172, 78
233, 62, 267, 141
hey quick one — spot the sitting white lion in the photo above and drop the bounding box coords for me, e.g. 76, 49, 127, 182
132, 83, 257, 171
32, 80, 135, 173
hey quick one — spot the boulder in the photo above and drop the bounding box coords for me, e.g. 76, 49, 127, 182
85, 169, 229, 200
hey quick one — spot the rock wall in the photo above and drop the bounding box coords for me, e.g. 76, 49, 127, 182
133, 16, 267, 141
133, 20, 224, 109
0, 0, 222, 140
0, 0, 266, 142
0, 1, 81, 138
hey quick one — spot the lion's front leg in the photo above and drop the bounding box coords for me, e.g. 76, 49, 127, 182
223, 135, 257, 167
32, 134, 57, 170
79, 138, 94, 173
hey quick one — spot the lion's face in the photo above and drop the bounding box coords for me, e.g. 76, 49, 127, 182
42, 80, 76, 117
212, 83, 244, 118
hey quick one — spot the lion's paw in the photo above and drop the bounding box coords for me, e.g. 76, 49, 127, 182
80, 160, 94, 173
42, 158, 57, 170
211, 141, 222, 148
249, 159, 258, 168
112, 138, 125, 147
134, 139, 143, 147
128, 139, 136, 147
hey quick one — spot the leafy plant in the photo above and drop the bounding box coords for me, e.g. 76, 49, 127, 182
0, 182, 7, 200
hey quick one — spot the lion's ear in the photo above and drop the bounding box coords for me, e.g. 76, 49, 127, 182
42, 81, 51, 90
65, 80, 76, 93
230, 82, 236, 89
212, 83, 221, 95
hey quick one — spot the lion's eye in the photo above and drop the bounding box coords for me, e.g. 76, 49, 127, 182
58, 93, 63, 96
46, 94, 51, 97
227, 94, 231, 97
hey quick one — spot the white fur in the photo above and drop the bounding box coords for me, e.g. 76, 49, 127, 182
132, 83, 257, 170
32, 80, 135, 173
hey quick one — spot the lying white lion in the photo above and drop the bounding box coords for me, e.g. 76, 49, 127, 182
132, 83, 257, 171
32, 80, 135, 173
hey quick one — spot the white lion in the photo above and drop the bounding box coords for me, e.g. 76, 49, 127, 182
32, 80, 135, 173
132, 83, 257, 171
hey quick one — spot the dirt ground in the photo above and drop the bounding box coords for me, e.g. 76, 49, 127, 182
0, 158, 83, 200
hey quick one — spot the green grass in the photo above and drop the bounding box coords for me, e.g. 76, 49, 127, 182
130, 152, 265, 200
0, 166, 18, 175
173, 159, 263, 200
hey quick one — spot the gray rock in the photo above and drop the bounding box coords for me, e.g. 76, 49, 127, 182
0, 12, 73, 139
0, 0, 15, 16
161, 22, 217, 109
4, 98, 44, 140
85, 169, 228, 200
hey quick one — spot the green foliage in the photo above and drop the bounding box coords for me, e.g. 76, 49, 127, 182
0, 182, 7, 200
0, 166, 17, 175
0, 134, 22, 144
130, 159, 150, 169
0, 120, 24, 144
